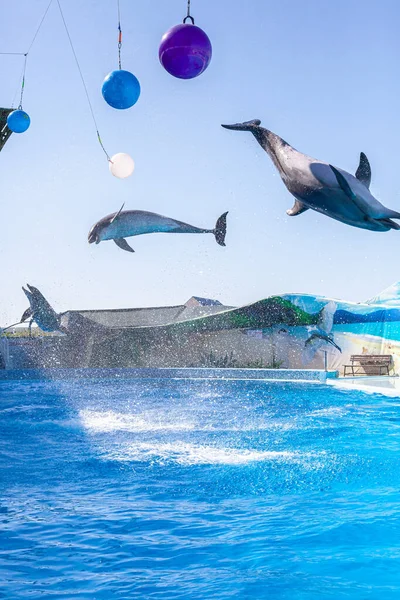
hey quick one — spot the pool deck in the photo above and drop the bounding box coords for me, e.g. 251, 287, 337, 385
0, 367, 339, 383
330, 375, 400, 397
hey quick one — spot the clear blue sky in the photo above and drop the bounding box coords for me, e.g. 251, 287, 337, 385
1, 0, 399, 325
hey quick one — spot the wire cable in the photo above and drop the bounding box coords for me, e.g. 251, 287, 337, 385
26, 0, 53, 54
117, 0, 122, 70
1, 0, 53, 108
55, 0, 111, 160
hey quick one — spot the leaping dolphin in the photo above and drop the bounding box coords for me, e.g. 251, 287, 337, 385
1, 285, 65, 337
88, 206, 228, 253
221, 119, 400, 232
303, 301, 341, 363
305, 331, 342, 353
22, 284, 65, 335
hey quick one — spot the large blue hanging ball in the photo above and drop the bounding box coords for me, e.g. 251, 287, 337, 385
102, 69, 141, 109
7, 109, 31, 133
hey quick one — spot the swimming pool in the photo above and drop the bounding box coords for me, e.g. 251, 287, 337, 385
1, 376, 399, 599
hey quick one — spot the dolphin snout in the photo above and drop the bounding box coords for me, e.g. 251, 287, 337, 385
221, 119, 261, 131
26, 284, 41, 295
22, 285, 32, 300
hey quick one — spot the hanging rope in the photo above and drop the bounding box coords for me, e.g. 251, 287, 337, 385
17, 54, 28, 109
1, 0, 53, 109
0, 0, 52, 57
56, 0, 111, 161
183, 0, 194, 24
11, 60, 26, 108
117, 0, 122, 70
26, 0, 53, 54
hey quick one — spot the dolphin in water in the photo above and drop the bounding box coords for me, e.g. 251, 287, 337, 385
88, 206, 228, 253
221, 119, 400, 232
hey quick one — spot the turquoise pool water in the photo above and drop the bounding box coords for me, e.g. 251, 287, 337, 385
1, 377, 400, 598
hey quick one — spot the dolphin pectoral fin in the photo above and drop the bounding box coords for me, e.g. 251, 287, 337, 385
110, 203, 125, 224
355, 152, 371, 189
327, 338, 342, 353
330, 165, 356, 200
286, 200, 309, 216
21, 307, 33, 322
114, 238, 135, 253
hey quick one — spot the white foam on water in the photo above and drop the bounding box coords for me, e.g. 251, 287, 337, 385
79, 409, 297, 435
307, 406, 348, 417
79, 409, 196, 433
103, 441, 309, 466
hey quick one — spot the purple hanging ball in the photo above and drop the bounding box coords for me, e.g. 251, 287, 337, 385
159, 23, 212, 80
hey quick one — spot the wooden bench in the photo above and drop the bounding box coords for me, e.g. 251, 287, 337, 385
343, 355, 393, 377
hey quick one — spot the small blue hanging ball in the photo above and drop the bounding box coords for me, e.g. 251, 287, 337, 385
7, 109, 31, 133
102, 69, 141, 109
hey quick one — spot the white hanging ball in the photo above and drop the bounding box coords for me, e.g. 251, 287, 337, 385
109, 153, 135, 179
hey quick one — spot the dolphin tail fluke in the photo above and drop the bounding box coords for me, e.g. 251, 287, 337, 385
214, 212, 228, 246
221, 120, 261, 131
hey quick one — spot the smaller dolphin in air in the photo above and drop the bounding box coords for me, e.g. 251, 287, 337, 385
21, 284, 65, 336
2, 285, 65, 337
222, 119, 400, 232
305, 331, 342, 353
304, 301, 342, 363
88, 206, 228, 253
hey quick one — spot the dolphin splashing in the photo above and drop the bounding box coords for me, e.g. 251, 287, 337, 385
222, 119, 400, 232
2, 285, 65, 336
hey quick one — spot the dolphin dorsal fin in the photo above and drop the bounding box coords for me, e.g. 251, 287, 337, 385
355, 152, 371, 189
114, 238, 135, 253
110, 203, 125, 224
286, 200, 309, 217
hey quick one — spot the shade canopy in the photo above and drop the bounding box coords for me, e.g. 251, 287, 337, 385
0, 108, 13, 151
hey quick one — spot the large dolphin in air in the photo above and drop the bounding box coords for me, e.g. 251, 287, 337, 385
88, 206, 228, 253
221, 119, 400, 232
